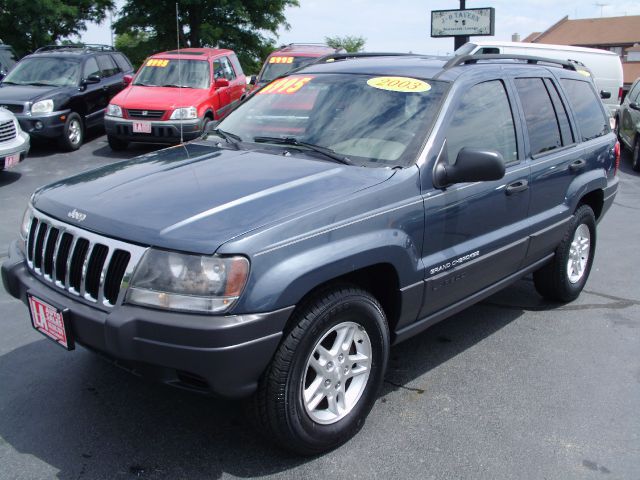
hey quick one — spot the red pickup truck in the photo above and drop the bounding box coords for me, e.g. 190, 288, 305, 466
104, 48, 246, 150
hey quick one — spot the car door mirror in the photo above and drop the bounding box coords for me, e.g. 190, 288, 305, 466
83, 75, 101, 85
215, 78, 230, 88
600, 90, 611, 100
123, 74, 133, 86
434, 148, 505, 188
630, 102, 640, 111
248, 75, 257, 85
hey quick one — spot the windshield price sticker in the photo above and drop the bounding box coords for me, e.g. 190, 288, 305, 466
367, 76, 431, 93
258, 76, 314, 95
577, 69, 591, 77
147, 59, 170, 67
269, 56, 294, 64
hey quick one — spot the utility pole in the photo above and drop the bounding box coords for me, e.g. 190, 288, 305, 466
594, 3, 609, 17
454, 0, 470, 50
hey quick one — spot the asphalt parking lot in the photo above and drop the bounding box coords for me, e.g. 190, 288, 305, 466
0, 133, 639, 480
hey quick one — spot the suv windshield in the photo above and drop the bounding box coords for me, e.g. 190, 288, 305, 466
134, 59, 210, 88
259, 56, 318, 83
215, 73, 448, 166
2, 57, 80, 87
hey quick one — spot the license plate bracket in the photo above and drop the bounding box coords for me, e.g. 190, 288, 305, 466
27, 293, 74, 350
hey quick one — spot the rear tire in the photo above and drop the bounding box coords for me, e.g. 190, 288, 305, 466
58, 113, 83, 151
248, 285, 389, 455
632, 137, 640, 172
107, 135, 128, 151
533, 205, 596, 302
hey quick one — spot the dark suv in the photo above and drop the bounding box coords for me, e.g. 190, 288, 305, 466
0, 44, 133, 150
2, 53, 619, 454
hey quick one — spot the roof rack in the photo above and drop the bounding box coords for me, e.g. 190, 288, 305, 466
279, 43, 331, 48
444, 54, 578, 71
313, 51, 416, 64
35, 44, 115, 53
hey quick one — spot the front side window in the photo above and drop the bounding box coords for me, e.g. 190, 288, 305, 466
134, 59, 210, 89
214, 73, 448, 166
445, 80, 518, 165
220, 57, 236, 80
515, 77, 563, 156
83, 57, 100, 79
2, 57, 80, 87
560, 79, 608, 142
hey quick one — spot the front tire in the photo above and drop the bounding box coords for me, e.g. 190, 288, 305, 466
58, 112, 84, 151
632, 137, 640, 172
533, 205, 596, 302
249, 286, 389, 455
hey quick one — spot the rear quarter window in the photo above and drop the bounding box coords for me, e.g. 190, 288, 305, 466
112, 53, 132, 73
229, 55, 244, 77
560, 78, 608, 142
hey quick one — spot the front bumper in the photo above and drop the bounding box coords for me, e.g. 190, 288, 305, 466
105, 116, 204, 144
0, 130, 29, 169
1, 241, 293, 398
15, 110, 70, 139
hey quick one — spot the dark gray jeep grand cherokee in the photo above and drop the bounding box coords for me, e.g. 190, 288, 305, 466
2, 53, 619, 454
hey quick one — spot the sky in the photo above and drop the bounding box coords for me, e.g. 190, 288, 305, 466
81, 0, 640, 56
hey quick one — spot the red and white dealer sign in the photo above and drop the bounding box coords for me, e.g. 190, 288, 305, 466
28, 295, 74, 350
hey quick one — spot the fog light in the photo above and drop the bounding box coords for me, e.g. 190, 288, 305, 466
34, 121, 43, 130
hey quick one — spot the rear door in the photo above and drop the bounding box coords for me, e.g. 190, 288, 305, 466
212, 58, 231, 119
96, 54, 123, 100
420, 77, 530, 318
619, 79, 640, 149
220, 56, 243, 104
81, 57, 106, 128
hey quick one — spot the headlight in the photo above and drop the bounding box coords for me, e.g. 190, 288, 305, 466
170, 106, 198, 120
106, 104, 123, 117
126, 249, 249, 313
19, 205, 32, 241
31, 99, 54, 114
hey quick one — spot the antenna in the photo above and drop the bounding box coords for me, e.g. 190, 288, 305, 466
176, 2, 184, 144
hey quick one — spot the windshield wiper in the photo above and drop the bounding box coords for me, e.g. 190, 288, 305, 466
0, 81, 20, 85
253, 136, 352, 165
25, 82, 57, 87
209, 128, 242, 147
162, 84, 194, 88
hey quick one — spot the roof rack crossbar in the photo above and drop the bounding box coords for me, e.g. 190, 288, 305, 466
35, 43, 115, 53
443, 54, 578, 71
313, 52, 416, 64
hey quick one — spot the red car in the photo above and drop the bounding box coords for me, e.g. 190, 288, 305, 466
249, 43, 342, 92
105, 48, 246, 150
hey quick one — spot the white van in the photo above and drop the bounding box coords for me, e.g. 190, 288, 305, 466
455, 41, 623, 117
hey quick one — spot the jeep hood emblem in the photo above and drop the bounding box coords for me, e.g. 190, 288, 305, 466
68, 209, 87, 222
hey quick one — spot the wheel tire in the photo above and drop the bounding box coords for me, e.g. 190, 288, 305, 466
533, 205, 596, 302
248, 285, 389, 455
201, 117, 212, 135
107, 135, 128, 151
58, 112, 84, 151
632, 138, 640, 172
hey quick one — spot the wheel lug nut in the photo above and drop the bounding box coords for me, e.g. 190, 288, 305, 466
344, 367, 349, 374
326, 361, 334, 370
324, 379, 331, 387
335, 381, 341, 389
338, 353, 344, 361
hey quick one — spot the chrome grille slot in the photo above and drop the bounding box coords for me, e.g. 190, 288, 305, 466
24, 210, 147, 308
0, 120, 17, 143
127, 109, 164, 119
69, 238, 90, 292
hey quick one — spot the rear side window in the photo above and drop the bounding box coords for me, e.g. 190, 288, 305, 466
627, 80, 640, 103
83, 57, 100, 79
112, 53, 132, 72
544, 78, 574, 146
96, 54, 117, 77
446, 80, 518, 165
229, 54, 244, 77
560, 79, 608, 141
514, 77, 563, 156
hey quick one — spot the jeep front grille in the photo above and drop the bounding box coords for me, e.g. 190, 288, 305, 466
0, 120, 17, 143
25, 210, 147, 308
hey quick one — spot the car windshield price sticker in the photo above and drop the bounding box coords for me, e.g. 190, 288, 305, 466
367, 77, 432, 93
269, 56, 294, 64
258, 76, 314, 95
147, 59, 169, 67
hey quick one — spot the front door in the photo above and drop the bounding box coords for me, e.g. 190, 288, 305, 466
419, 78, 530, 318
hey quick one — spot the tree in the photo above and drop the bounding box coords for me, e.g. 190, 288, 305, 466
113, 0, 299, 74
114, 32, 155, 69
325, 35, 366, 53
0, 0, 114, 56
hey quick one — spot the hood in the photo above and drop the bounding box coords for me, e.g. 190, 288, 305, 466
33, 143, 395, 254
0, 84, 68, 104
113, 85, 210, 110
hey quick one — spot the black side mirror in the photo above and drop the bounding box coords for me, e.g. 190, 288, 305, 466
600, 90, 611, 99
630, 102, 640, 112
249, 75, 257, 85
83, 74, 101, 85
434, 148, 505, 188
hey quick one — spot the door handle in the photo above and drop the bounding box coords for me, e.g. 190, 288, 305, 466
569, 159, 586, 172
505, 179, 529, 195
